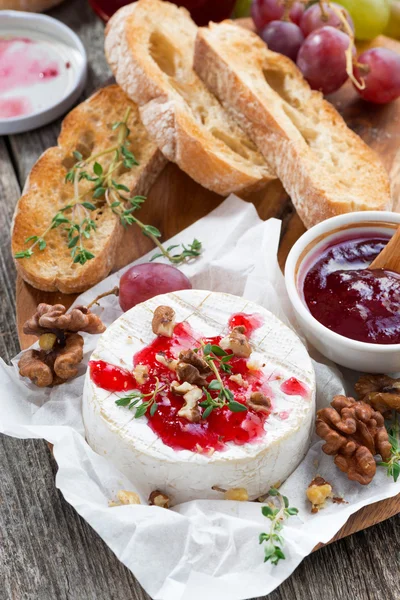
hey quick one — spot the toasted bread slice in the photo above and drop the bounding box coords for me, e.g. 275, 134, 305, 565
104, 0, 274, 196
12, 85, 167, 294
194, 22, 392, 227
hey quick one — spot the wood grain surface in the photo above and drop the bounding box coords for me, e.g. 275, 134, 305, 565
2, 3, 400, 599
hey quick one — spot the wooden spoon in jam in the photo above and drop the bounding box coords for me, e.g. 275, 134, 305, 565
370, 226, 400, 273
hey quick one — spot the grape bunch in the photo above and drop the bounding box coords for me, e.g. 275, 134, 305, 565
251, 0, 400, 103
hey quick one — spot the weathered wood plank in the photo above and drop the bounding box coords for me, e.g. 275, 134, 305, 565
8, 0, 111, 187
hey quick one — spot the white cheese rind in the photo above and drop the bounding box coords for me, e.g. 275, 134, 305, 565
83, 290, 315, 504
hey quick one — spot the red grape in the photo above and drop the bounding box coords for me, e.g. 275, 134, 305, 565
354, 48, 400, 104
289, 2, 305, 25
297, 26, 354, 95
300, 2, 354, 37
261, 20, 304, 61
119, 263, 192, 312
251, 0, 284, 30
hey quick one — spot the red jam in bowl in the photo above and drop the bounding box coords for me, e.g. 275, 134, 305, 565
89, 314, 275, 452
302, 233, 400, 345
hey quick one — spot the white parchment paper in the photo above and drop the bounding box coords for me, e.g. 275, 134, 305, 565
1, 195, 399, 600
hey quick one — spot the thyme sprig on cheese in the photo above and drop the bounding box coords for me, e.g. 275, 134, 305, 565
199, 343, 248, 419
115, 378, 166, 418
15, 109, 202, 266
259, 488, 298, 565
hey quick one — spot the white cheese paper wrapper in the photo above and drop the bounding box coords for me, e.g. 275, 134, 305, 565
1, 194, 399, 600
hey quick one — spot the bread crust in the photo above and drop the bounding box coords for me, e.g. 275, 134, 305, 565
194, 22, 392, 227
12, 85, 167, 294
105, 0, 274, 196
0, 0, 63, 9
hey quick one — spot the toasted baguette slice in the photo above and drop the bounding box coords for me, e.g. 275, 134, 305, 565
104, 0, 274, 196
194, 22, 392, 227
12, 85, 167, 294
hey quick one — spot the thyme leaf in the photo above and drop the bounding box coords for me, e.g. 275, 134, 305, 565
15, 108, 202, 268
377, 411, 400, 482
115, 378, 165, 419
259, 488, 298, 565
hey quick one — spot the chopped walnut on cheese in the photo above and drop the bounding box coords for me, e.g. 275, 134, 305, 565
155, 352, 178, 371
220, 326, 252, 358
134, 364, 149, 385
229, 373, 249, 387
152, 306, 176, 337
177, 386, 203, 422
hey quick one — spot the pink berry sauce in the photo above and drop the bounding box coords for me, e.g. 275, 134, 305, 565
0, 37, 60, 119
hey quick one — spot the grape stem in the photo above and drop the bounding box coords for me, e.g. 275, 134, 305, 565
86, 286, 120, 309
324, 1, 366, 90
282, 0, 297, 21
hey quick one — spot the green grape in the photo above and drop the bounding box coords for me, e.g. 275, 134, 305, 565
232, 0, 252, 17
336, 0, 390, 40
384, 0, 400, 39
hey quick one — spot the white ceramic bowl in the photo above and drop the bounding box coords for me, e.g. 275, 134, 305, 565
285, 211, 400, 373
0, 11, 87, 134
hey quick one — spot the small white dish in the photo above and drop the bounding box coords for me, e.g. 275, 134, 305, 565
285, 211, 400, 373
0, 11, 87, 135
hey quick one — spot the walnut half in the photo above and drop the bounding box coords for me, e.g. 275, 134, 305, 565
248, 391, 271, 413
316, 395, 391, 485
152, 306, 176, 337
355, 374, 400, 416
19, 303, 105, 388
220, 326, 252, 358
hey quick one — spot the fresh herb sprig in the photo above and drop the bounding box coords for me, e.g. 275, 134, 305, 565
15, 109, 202, 266
378, 411, 400, 482
259, 488, 298, 565
115, 378, 165, 418
199, 343, 247, 419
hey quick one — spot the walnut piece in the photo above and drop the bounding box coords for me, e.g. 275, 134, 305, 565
306, 476, 332, 513
152, 306, 176, 337
155, 352, 178, 371
23, 303, 105, 335
220, 326, 252, 358
19, 303, 105, 388
176, 362, 208, 387
19, 349, 54, 388
229, 373, 249, 388
316, 395, 391, 485
134, 364, 149, 385
53, 333, 84, 380
177, 386, 203, 422
149, 490, 170, 508
355, 374, 400, 416
179, 349, 211, 374
116, 490, 141, 505
248, 391, 271, 413
171, 380, 195, 395
224, 487, 249, 502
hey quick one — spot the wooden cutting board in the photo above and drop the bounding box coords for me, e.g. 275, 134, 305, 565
15, 32, 400, 548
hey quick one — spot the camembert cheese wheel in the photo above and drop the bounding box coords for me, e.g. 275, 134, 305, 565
83, 290, 315, 504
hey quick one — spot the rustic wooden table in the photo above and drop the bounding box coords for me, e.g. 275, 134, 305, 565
1, 1, 400, 599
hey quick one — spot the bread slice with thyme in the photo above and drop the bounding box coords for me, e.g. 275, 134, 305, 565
104, 0, 274, 196
12, 85, 167, 294
194, 21, 392, 227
